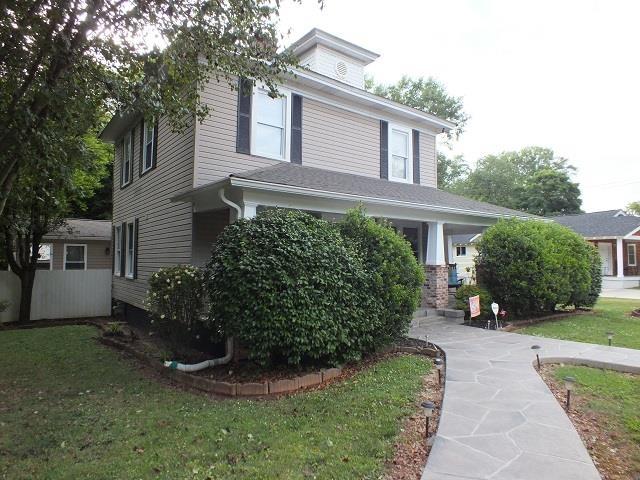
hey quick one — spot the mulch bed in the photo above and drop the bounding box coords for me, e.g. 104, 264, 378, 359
540, 365, 636, 480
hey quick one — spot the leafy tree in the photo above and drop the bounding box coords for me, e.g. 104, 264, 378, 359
0, 0, 312, 217
437, 152, 470, 190
366, 75, 469, 141
457, 147, 582, 215
627, 201, 640, 216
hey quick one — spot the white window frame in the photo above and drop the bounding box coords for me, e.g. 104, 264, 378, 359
456, 246, 467, 257
121, 130, 133, 187
628, 243, 637, 267
142, 119, 155, 174
125, 221, 135, 279
388, 123, 413, 183
63, 244, 87, 271
251, 86, 291, 161
114, 225, 122, 276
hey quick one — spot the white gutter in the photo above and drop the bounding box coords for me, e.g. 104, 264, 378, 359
218, 187, 242, 218
230, 177, 533, 221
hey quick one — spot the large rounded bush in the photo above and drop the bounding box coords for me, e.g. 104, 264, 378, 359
204, 209, 382, 366
475, 219, 598, 317
338, 207, 424, 343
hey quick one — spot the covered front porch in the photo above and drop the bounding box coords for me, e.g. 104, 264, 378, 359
591, 237, 640, 289
174, 163, 531, 308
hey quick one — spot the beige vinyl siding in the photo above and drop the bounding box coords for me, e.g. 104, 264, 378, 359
192, 209, 230, 267
453, 244, 478, 282
112, 115, 195, 309
48, 240, 111, 270
195, 77, 439, 188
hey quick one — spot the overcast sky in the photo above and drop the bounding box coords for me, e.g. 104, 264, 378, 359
278, 0, 640, 212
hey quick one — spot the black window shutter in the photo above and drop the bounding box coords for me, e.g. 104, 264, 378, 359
236, 78, 252, 154
152, 121, 158, 169
412, 129, 420, 184
120, 222, 126, 277
380, 120, 389, 179
133, 218, 139, 280
291, 94, 303, 164
139, 120, 144, 176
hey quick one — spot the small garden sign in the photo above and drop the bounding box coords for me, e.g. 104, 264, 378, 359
469, 295, 481, 318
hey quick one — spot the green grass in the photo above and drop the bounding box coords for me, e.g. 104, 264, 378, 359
519, 298, 640, 349
0, 326, 430, 479
552, 365, 640, 473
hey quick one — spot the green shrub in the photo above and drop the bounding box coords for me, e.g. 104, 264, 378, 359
475, 219, 597, 318
338, 207, 424, 344
454, 285, 492, 322
145, 265, 206, 349
204, 209, 382, 366
571, 245, 602, 308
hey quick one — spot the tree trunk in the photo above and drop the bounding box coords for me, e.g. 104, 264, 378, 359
18, 268, 36, 323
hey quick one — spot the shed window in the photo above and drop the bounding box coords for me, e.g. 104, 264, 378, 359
456, 246, 467, 257
252, 87, 290, 160
388, 125, 412, 183
125, 222, 135, 278
629, 244, 638, 267
36, 243, 52, 270
64, 244, 86, 270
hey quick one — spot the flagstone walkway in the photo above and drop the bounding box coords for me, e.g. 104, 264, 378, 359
409, 316, 640, 480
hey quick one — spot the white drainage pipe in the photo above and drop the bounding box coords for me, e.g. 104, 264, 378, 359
164, 337, 234, 372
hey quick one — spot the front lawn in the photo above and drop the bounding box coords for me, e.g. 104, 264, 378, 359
546, 365, 640, 477
518, 298, 640, 349
0, 325, 430, 479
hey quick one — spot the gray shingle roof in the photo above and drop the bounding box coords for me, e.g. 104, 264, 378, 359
553, 210, 640, 237
451, 233, 480, 245
231, 163, 531, 218
44, 219, 111, 241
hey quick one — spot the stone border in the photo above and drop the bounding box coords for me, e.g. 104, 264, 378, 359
98, 335, 439, 397
539, 356, 640, 375
501, 309, 591, 331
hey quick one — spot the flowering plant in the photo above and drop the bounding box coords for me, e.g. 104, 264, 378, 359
145, 265, 206, 339
498, 309, 508, 319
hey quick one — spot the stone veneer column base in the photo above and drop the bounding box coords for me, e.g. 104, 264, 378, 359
422, 264, 449, 309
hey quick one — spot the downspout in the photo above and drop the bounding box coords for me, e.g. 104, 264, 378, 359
218, 187, 242, 219
164, 337, 234, 372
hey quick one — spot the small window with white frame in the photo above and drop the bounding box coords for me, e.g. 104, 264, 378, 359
121, 130, 133, 187
251, 86, 290, 161
628, 243, 637, 267
456, 246, 467, 257
388, 124, 412, 183
114, 225, 122, 275
64, 244, 86, 270
125, 222, 135, 278
142, 119, 155, 173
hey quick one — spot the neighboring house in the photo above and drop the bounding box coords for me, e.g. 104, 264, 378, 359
100, 28, 530, 316
449, 233, 482, 284
38, 219, 112, 270
554, 210, 640, 289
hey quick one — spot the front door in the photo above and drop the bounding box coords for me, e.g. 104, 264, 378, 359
598, 242, 613, 275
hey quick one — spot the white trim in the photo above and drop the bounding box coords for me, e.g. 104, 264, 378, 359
229, 177, 532, 220
250, 86, 291, 161
125, 221, 135, 279
628, 243, 637, 267
456, 246, 467, 257
290, 29, 380, 65
113, 225, 122, 276
63, 244, 87, 271
624, 226, 640, 239
388, 123, 413, 183
141, 119, 155, 174
616, 237, 625, 278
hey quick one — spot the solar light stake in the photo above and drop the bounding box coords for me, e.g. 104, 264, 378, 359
606, 331, 614, 347
531, 345, 541, 370
564, 376, 576, 411
434, 357, 444, 385
421, 401, 435, 439
491, 302, 500, 329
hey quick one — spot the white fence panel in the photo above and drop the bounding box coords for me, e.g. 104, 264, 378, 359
0, 270, 112, 322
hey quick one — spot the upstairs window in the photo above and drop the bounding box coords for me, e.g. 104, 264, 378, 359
629, 244, 637, 267
142, 119, 156, 174
456, 246, 467, 257
252, 87, 290, 161
121, 130, 133, 187
64, 244, 86, 270
388, 125, 412, 183
114, 226, 122, 276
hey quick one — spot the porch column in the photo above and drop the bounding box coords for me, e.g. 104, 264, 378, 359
447, 235, 454, 264
423, 221, 449, 309
617, 237, 625, 278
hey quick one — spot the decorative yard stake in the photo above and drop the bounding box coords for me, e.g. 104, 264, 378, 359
531, 345, 541, 370
606, 331, 614, 347
564, 376, 576, 411
434, 357, 444, 385
491, 302, 500, 329
421, 401, 435, 440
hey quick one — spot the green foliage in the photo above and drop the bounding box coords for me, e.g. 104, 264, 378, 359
145, 265, 206, 348
367, 75, 468, 141
338, 207, 425, 345
627, 201, 640, 216
437, 152, 470, 191
204, 209, 382, 366
475, 219, 598, 318
454, 285, 492, 322
571, 246, 603, 308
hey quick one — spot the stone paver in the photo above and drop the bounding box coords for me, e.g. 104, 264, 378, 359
410, 316, 640, 480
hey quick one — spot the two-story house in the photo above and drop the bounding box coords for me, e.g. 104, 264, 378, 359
100, 28, 529, 318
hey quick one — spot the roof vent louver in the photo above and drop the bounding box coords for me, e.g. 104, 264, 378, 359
335, 61, 348, 78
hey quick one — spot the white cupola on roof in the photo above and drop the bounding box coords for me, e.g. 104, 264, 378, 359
289, 28, 380, 89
